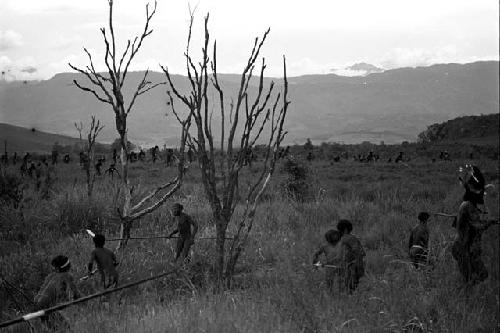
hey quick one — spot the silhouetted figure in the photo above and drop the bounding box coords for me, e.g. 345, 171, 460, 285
187, 147, 194, 163
12, 152, 18, 165
51, 149, 59, 165
105, 163, 119, 179
28, 162, 36, 178
395, 152, 404, 163
23, 152, 31, 165
151, 145, 159, 163
112, 149, 118, 164
138, 149, 146, 162
95, 158, 103, 176
1, 152, 8, 165
165, 149, 173, 167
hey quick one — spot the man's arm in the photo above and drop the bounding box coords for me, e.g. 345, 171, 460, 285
66, 275, 80, 300
88, 251, 96, 273
168, 229, 179, 238
189, 216, 198, 237
111, 251, 119, 266
312, 246, 325, 264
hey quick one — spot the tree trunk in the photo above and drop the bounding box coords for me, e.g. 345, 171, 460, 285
213, 212, 230, 288
117, 117, 131, 250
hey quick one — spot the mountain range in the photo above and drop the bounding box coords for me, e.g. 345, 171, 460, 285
0, 61, 498, 146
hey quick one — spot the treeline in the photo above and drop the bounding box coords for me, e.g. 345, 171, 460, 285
418, 113, 499, 143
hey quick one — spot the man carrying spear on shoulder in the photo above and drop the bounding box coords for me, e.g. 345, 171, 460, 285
451, 165, 498, 286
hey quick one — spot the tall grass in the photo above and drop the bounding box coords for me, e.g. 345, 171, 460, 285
1, 158, 498, 332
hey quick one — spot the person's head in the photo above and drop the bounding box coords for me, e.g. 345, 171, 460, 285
51, 255, 71, 273
172, 203, 183, 216
93, 234, 106, 248
337, 219, 353, 235
324, 229, 341, 245
418, 212, 430, 224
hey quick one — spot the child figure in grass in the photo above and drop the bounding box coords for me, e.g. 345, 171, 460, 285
168, 203, 198, 262
88, 234, 119, 289
408, 212, 430, 269
337, 219, 366, 293
312, 229, 343, 292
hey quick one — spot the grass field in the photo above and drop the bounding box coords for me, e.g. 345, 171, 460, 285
1, 153, 499, 332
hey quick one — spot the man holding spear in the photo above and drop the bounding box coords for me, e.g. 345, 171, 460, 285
451, 165, 498, 286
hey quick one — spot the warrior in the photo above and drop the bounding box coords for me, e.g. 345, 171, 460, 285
337, 220, 366, 292
88, 234, 119, 289
168, 203, 198, 262
451, 165, 497, 286
34, 255, 79, 330
313, 229, 343, 292
105, 163, 119, 178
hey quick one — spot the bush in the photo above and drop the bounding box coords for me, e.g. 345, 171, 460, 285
281, 157, 310, 201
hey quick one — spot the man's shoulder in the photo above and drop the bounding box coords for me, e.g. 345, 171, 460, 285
341, 234, 360, 246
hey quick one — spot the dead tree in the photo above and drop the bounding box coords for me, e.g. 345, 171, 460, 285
74, 121, 83, 146
163, 13, 289, 284
69, 0, 190, 249
83, 116, 104, 199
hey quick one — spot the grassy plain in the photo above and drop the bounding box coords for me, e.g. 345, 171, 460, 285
1, 152, 499, 332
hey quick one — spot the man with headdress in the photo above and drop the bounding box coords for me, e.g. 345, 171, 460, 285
35, 255, 80, 330
452, 165, 497, 285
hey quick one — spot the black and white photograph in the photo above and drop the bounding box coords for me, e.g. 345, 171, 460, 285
0, 0, 498, 331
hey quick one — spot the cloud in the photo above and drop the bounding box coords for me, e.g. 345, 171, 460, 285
380, 46, 463, 69
0, 30, 23, 51
21, 66, 37, 74
0, 55, 39, 80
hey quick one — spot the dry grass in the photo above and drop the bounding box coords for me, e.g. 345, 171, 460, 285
1, 157, 498, 332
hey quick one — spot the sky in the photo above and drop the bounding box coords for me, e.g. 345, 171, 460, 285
0, 0, 498, 80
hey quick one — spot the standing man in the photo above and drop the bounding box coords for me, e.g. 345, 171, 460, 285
168, 203, 198, 262
452, 165, 497, 285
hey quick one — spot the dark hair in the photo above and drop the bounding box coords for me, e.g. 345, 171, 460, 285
418, 212, 430, 222
337, 219, 353, 234
324, 229, 341, 245
93, 234, 106, 247
51, 255, 71, 272
172, 203, 183, 211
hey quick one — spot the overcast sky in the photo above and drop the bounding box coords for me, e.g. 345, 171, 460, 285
0, 0, 498, 80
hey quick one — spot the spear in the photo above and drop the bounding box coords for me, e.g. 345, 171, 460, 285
313, 262, 340, 269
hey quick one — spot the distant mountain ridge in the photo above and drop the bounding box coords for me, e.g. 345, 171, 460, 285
0, 61, 498, 145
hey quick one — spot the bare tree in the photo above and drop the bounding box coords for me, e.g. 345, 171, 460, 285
74, 121, 84, 149
69, 0, 190, 249
163, 13, 289, 284
82, 116, 104, 199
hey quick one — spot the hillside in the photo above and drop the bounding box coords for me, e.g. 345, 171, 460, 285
0, 61, 498, 145
0, 123, 84, 153
418, 113, 499, 145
